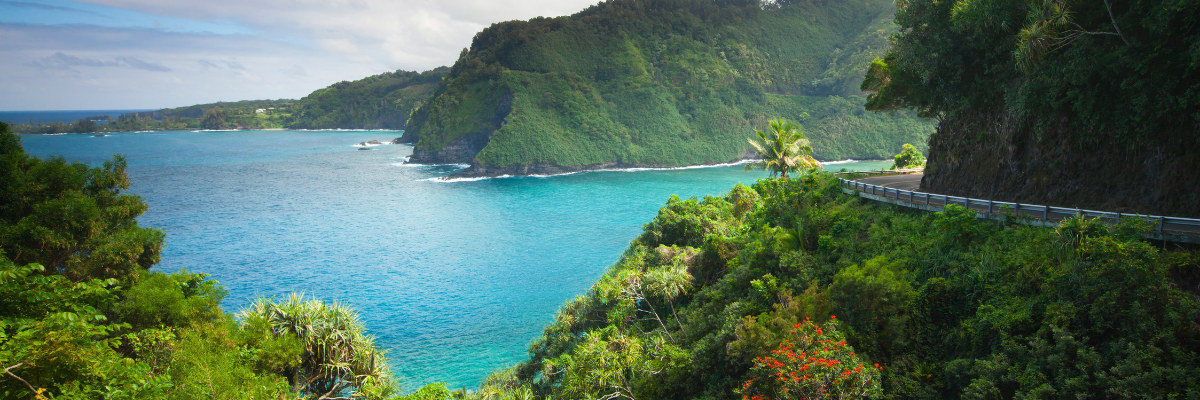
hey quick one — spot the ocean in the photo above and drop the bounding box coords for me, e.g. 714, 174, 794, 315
17, 130, 892, 391
0, 109, 152, 125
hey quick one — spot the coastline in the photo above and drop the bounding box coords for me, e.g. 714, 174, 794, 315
417, 157, 891, 181
15, 128, 405, 135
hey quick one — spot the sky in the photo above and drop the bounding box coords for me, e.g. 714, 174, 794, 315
0, 0, 598, 110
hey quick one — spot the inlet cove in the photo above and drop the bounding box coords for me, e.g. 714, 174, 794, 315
3, 0, 1199, 398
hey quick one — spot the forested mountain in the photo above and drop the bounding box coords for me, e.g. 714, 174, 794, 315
138, 99, 297, 120
288, 68, 448, 129
862, 0, 1200, 217
403, 0, 935, 176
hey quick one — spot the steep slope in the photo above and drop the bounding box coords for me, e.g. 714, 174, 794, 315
444, 175, 1200, 399
402, 0, 935, 176
862, 0, 1200, 217
287, 68, 448, 130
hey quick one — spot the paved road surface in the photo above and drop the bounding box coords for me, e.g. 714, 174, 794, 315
856, 173, 923, 191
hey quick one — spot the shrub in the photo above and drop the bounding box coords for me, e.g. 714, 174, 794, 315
738, 317, 882, 399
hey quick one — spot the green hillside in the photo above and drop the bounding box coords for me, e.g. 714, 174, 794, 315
404, 0, 935, 175
288, 68, 448, 130
861, 0, 1200, 216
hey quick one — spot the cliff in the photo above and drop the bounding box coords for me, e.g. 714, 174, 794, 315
863, 0, 1200, 217
287, 68, 448, 130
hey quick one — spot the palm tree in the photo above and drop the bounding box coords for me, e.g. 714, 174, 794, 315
744, 118, 821, 179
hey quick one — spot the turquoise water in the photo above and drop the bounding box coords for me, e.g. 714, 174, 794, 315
0, 109, 151, 125
18, 130, 889, 391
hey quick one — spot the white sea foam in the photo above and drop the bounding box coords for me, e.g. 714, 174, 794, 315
614, 160, 755, 172
422, 175, 510, 183
821, 159, 858, 165
351, 141, 392, 147
393, 162, 470, 169
295, 128, 403, 132
418, 160, 759, 182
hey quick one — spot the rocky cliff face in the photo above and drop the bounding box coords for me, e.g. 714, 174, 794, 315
922, 112, 1200, 218
403, 92, 513, 165
408, 131, 492, 164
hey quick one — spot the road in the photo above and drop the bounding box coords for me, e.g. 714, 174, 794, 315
856, 173, 923, 191
843, 172, 1200, 242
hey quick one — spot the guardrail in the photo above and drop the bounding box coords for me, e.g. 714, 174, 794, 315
832, 168, 924, 177
838, 174, 1200, 244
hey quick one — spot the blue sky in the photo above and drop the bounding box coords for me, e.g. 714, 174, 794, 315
0, 0, 594, 110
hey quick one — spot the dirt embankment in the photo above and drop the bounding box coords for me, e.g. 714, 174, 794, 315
922, 111, 1200, 218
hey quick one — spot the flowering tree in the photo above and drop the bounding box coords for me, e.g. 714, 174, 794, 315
738, 317, 881, 400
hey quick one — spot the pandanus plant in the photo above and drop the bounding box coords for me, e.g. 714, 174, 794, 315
238, 293, 394, 400
745, 118, 822, 179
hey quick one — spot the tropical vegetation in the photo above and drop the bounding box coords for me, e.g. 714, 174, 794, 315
745, 118, 820, 179
288, 68, 448, 130
0, 122, 396, 399
890, 143, 924, 169
6, 90, 1200, 399
859, 0, 1200, 216
431, 169, 1200, 399
405, 0, 934, 173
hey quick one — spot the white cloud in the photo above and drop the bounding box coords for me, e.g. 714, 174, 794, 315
0, 0, 601, 110
72, 0, 598, 69
26, 51, 171, 72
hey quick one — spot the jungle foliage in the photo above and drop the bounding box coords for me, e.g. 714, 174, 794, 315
435, 170, 1200, 399
0, 123, 394, 400
288, 68, 449, 130
861, 0, 1200, 145
890, 143, 924, 169
744, 118, 820, 179
407, 0, 935, 169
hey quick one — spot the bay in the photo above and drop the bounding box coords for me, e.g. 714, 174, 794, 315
18, 130, 890, 391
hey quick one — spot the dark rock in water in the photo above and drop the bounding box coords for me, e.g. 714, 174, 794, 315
357, 147, 372, 151
391, 137, 405, 144
93, 134, 107, 137
366, 140, 382, 145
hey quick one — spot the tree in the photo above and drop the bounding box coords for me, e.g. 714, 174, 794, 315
237, 294, 395, 400
0, 123, 164, 282
737, 317, 882, 400
891, 143, 925, 169
0, 257, 172, 399
745, 118, 821, 179
544, 326, 683, 400
200, 109, 228, 130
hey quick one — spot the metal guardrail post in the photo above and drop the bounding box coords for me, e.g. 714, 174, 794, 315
965, 198, 970, 210
1159, 217, 1165, 233
1044, 205, 1049, 221
987, 200, 993, 214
